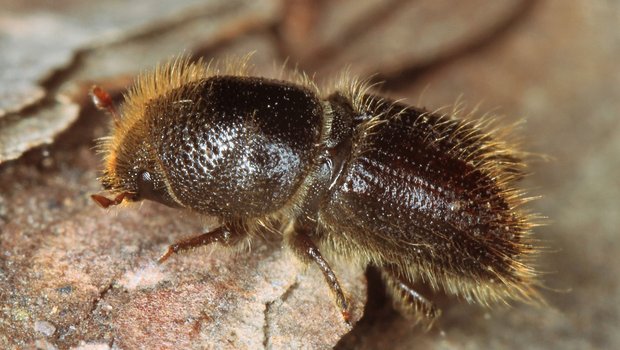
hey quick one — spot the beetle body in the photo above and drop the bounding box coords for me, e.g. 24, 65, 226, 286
94, 57, 542, 325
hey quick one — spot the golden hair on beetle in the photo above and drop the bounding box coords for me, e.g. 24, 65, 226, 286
92, 55, 545, 327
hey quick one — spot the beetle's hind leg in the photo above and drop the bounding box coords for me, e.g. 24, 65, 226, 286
380, 266, 441, 328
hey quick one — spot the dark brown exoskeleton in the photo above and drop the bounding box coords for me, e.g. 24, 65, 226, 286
92, 57, 542, 326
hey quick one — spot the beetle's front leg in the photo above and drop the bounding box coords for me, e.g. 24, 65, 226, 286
286, 220, 351, 325
158, 221, 247, 263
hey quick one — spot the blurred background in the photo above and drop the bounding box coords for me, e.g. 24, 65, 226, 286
1, 0, 618, 349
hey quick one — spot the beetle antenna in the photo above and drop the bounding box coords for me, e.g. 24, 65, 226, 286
91, 192, 129, 208
91, 85, 121, 127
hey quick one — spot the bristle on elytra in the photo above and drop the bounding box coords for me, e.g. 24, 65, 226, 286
324, 76, 546, 307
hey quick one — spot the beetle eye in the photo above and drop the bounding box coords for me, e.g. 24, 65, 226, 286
134, 169, 179, 208
136, 170, 156, 200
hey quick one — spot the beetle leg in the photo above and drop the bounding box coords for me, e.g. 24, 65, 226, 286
287, 228, 351, 325
158, 223, 246, 263
380, 267, 441, 329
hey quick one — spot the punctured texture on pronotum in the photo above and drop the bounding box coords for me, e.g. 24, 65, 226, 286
91, 55, 544, 327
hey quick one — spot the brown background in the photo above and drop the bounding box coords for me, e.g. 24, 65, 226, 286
1, 0, 618, 349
